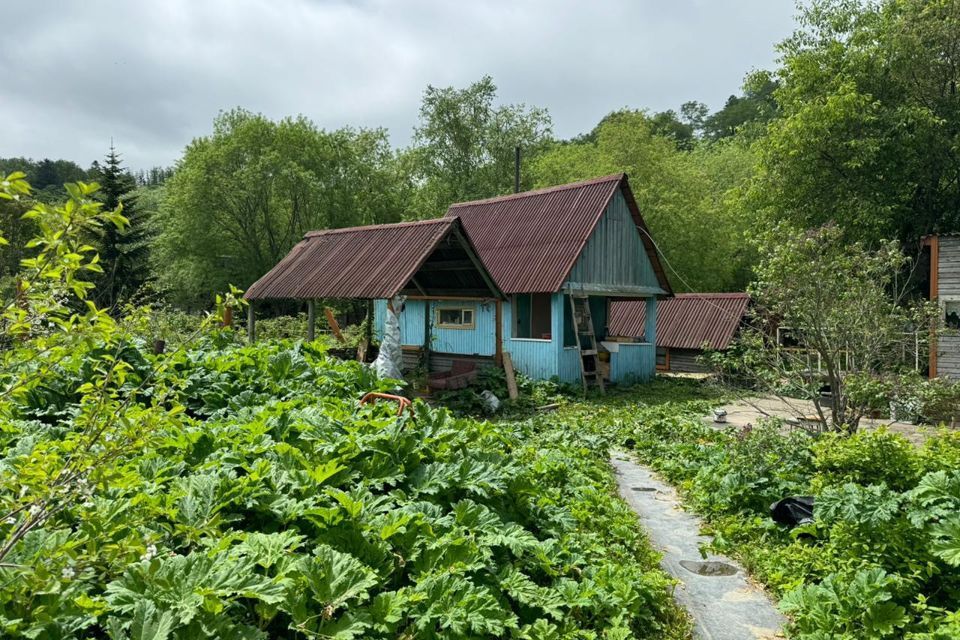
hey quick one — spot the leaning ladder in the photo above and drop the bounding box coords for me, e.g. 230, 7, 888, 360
569, 295, 604, 393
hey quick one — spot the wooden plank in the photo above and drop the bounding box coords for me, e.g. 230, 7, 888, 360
306, 300, 316, 341
495, 300, 503, 366
931, 235, 939, 378
324, 307, 345, 343
247, 301, 256, 343
502, 352, 519, 400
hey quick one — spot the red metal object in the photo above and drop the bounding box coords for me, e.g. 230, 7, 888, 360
359, 392, 412, 416
445, 174, 671, 295
609, 293, 750, 350
245, 218, 460, 301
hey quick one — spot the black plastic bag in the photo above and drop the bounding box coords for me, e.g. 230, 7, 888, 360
770, 496, 814, 526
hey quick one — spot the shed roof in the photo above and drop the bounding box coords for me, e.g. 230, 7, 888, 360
445, 174, 672, 295
610, 293, 750, 350
244, 217, 499, 300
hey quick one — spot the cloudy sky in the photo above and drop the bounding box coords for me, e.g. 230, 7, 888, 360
2, 0, 798, 171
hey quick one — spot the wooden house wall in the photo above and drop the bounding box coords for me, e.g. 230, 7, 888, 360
665, 348, 709, 373
564, 190, 662, 295
373, 299, 496, 357
938, 236, 960, 379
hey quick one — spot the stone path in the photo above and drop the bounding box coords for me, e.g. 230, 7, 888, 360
611, 453, 786, 639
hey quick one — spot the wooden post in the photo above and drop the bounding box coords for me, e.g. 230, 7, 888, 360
929, 235, 939, 379
495, 300, 503, 366
222, 306, 233, 328
423, 301, 432, 373
307, 300, 316, 342
247, 300, 256, 343
503, 352, 519, 400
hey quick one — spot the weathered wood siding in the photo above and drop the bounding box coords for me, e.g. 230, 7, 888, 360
564, 190, 662, 295
938, 236, 960, 379
667, 348, 709, 374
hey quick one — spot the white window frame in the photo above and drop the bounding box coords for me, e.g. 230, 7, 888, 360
436, 306, 475, 330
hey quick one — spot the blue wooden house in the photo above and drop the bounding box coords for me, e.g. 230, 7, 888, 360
246, 174, 671, 386
372, 174, 671, 385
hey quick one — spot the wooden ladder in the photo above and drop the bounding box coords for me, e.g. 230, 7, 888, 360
569, 295, 604, 393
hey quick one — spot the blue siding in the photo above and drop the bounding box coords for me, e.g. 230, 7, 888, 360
558, 347, 581, 384
611, 343, 655, 383
431, 301, 496, 356
373, 299, 495, 355
501, 297, 559, 379
565, 190, 662, 294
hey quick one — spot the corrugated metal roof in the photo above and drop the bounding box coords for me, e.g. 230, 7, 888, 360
445, 174, 672, 295
245, 218, 468, 300
609, 293, 750, 350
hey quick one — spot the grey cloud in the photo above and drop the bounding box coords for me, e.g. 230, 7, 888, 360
1, 0, 797, 170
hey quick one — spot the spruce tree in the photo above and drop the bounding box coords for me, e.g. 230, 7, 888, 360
94, 144, 151, 310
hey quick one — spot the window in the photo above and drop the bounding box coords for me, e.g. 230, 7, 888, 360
945, 299, 960, 330
436, 306, 474, 329
513, 294, 552, 339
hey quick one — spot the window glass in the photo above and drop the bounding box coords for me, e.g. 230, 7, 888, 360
513, 294, 551, 339
436, 306, 475, 329
946, 301, 960, 330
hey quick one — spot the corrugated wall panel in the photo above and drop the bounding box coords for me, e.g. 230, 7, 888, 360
565, 191, 660, 291
430, 301, 497, 356
501, 298, 559, 379
611, 343, 655, 383
558, 348, 581, 383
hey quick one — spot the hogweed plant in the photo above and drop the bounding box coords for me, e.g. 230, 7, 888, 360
0, 174, 236, 573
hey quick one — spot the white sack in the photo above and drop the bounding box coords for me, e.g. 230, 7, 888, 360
373, 295, 406, 381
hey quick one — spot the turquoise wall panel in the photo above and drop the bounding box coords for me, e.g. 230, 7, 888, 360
611, 343, 656, 383
558, 347, 581, 384
373, 299, 494, 355
565, 190, 661, 292
431, 301, 496, 356
501, 298, 558, 379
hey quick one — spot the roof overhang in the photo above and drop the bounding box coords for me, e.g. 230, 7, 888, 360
244, 217, 503, 301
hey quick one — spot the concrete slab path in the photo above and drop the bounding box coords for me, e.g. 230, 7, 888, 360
611, 453, 786, 639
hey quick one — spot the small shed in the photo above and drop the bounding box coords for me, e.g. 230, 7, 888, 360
609, 293, 750, 373
924, 234, 960, 380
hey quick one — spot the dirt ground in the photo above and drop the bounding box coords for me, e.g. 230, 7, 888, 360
705, 395, 942, 445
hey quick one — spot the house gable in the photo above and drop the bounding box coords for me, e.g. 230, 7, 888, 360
563, 188, 664, 296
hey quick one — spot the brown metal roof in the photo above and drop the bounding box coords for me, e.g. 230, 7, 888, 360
244, 218, 496, 300
445, 174, 672, 295
609, 293, 750, 350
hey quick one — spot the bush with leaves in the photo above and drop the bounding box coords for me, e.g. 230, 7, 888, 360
591, 390, 960, 638
0, 175, 687, 638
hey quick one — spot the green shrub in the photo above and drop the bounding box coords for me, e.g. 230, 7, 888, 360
812, 429, 921, 492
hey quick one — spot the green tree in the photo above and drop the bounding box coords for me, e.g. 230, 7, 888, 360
712, 225, 936, 432
93, 145, 152, 310
154, 109, 405, 308
0, 157, 91, 203
752, 0, 960, 247
533, 110, 757, 292
406, 76, 553, 216
702, 72, 779, 141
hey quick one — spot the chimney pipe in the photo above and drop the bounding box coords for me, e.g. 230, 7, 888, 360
514, 145, 521, 194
